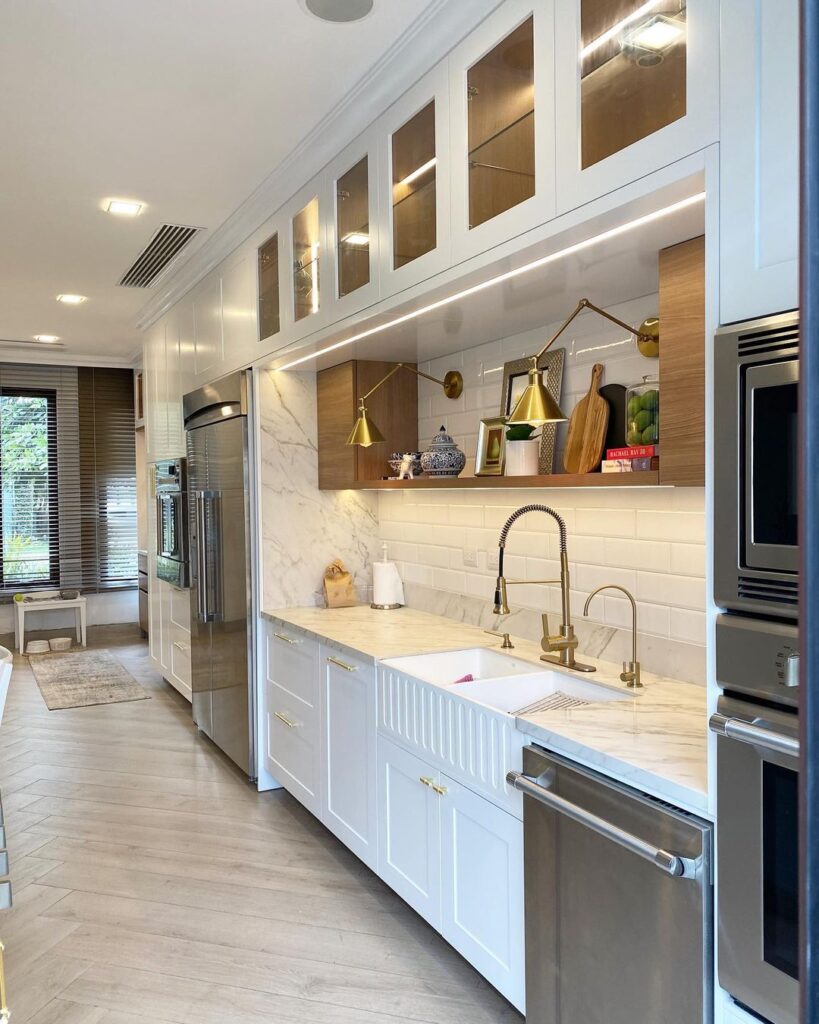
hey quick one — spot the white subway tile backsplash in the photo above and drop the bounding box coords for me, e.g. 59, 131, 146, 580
576, 508, 636, 538
671, 608, 707, 645
640, 512, 706, 544
636, 572, 706, 611
670, 543, 707, 578
605, 538, 670, 573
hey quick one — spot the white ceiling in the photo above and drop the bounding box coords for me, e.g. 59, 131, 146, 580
0, 0, 441, 364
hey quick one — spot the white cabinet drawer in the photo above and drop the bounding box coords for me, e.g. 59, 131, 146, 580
266, 624, 320, 713
265, 678, 321, 816
378, 665, 524, 818
170, 623, 192, 701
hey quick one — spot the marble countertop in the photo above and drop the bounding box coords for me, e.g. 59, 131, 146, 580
262, 604, 709, 816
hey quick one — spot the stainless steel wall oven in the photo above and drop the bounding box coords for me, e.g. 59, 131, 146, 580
155, 458, 189, 589
715, 312, 799, 618
710, 614, 800, 1024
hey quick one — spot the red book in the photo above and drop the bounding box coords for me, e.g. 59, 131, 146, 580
606, 444, 659, 459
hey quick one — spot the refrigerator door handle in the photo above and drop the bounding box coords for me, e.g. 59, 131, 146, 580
195, 492, 209, 622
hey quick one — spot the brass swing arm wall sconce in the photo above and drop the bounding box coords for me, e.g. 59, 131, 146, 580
346, 362, 464, 447
508, 297, 660, 426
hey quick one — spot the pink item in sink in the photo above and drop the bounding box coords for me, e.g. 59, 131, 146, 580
452, 673, 474, 684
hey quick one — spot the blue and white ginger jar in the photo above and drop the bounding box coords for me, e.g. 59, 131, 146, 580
420, 425, 466, 478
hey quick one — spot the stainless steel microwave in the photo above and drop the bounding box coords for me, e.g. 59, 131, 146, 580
715, 312, 799, 618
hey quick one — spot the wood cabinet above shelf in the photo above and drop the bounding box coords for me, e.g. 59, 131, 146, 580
340, 471, 661, 491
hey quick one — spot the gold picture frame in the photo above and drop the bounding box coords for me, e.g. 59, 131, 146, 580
476, 417, 507, 476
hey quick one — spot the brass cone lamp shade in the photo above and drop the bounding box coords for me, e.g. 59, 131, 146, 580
346, 403, 386, 447
507, 367, 567, 425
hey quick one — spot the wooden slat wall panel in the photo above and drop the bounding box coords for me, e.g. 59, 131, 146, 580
658, 235, 705, 486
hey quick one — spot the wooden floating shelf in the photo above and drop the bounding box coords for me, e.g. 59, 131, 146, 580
343, 471, 661, 490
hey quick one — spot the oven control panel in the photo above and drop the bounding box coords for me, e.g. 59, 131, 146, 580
717, 613, 800, 707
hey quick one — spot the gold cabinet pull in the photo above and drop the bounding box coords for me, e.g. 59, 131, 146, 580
419, 776, 434, 788
274, 632, 301, 645
172, 641, 188, 652
274, 711, 297, 729
327, 655, 357, 672
432, 783, 448, 796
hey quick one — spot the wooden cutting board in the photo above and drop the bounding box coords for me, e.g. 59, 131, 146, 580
563, 363, 609, 475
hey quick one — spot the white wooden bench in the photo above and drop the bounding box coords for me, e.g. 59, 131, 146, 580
14, 597, 87, 653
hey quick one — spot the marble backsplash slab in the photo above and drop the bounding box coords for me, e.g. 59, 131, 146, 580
258, 368, 381, 609
401, 582, 706, 685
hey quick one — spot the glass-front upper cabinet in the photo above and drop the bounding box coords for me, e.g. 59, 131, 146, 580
327, 132, 380, 314
257, 231, 280, 341
392, 101, 437, 269
449, 1, 555, 262
292, 196, 320, 323
554, 0, 718, 212
337, 157, 370, 296
380, 64, 451, 293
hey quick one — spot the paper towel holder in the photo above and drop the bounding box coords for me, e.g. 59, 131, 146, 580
371, 542, 404, 611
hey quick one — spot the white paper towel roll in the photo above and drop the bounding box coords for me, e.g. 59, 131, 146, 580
372, 560, 405, 607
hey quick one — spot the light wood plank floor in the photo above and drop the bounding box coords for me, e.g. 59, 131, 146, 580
0, 635, 523, 1024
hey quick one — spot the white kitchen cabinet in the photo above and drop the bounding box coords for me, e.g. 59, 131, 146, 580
168, 585, 192, 701
324, 130, 382, 321
448, 0, 555, 263
263, 624, 322, 816
719, 0, 799, 324
377, 734, 442, 927
221, 250, 258, 366
283, 174, 331, 343
439, 774, 525, 1010
193, 272, 224, 379
320, 646, 378, 870
376, 733, 525, 1011
553, 0, 718, 214
377, 62, 452, 296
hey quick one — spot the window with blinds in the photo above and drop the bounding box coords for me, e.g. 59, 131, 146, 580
0, 364, 137, 596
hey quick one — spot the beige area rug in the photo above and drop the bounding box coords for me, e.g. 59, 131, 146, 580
28, 649, 150, 710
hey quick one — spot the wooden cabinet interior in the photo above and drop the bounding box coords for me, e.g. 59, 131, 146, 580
580, 0, 687, 168
392, 101, 437, 268
336, 156, 370, 297
468, 15, 535, 229
293, 197, 320, 321
658, 234, 705, 487
258, 232, 280, 340
317, 360, 419, 489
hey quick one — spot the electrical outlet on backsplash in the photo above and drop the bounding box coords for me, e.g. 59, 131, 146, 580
377, 485, 707, 685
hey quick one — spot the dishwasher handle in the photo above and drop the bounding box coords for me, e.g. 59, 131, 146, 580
507, 770, 699, 879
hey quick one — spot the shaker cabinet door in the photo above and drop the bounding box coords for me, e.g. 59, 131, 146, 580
719, 0, 799, 324
377, 735, 441, 928
439, 775, 525, 1012
320, 648, 377, 869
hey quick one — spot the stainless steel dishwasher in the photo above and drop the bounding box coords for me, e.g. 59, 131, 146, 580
508, 746, 713, 1024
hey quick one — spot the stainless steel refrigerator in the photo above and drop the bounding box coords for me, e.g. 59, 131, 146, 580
183, 370, 255, 778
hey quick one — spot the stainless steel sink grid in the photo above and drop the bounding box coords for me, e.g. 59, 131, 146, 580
512, 692, 592, 716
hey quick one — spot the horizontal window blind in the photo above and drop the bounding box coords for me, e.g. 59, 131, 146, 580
0, 363, 137, 597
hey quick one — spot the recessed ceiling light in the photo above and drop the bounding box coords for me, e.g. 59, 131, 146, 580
106, 199, 143, 217
56, 294, 87, 305
33, 335, 60, 343
303, 0, 374, 23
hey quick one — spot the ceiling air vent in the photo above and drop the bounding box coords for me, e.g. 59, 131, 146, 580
118, 223, 202, 288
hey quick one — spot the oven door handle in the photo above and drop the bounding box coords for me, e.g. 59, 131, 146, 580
506, 771, 698, 879
709, 713, 800, 757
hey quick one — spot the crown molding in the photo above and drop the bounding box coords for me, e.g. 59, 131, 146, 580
0, 347, 135, 369
134, 0, 502, 332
